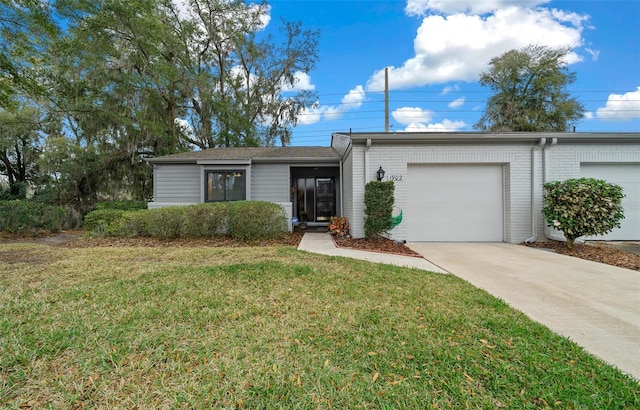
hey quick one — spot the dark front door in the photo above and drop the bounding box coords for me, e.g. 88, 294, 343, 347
295, 177, 336, 222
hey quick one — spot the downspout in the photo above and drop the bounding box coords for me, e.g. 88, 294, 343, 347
339, 158, 344, 217
524, 138, 546, 243
542, 137, 565, 241
365, 138, 371, 182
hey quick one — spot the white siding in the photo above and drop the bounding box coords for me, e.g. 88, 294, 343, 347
152, 164, 200, 204
341, 149, 354, 226
349, 147, 367, 238
251, 163, 290, 202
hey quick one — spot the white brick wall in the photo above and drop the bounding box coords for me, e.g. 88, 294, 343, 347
357, 144, 533, 243
343, 140, 640, 243
546, 143, 640, 182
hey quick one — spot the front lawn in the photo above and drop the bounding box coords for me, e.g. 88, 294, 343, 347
1, 243, 637, 408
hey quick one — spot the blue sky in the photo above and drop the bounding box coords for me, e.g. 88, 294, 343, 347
259, 0, 640, 146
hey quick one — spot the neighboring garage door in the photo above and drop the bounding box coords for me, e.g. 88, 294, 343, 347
580, 163, 640, 240
407, 164, 504, 242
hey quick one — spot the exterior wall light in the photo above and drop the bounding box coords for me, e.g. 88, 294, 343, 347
376, 166, 385, 181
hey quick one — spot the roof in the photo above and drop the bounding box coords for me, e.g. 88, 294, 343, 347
333, 131, 640, 145
147, 146, 340, 164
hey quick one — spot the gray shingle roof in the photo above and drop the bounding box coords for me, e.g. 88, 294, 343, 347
147, 146, 340, 163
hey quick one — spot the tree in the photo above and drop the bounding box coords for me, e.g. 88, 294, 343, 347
475, 44, 584, 132
0, 103, 49, 198
543, 178, 625, 247
0, 0, 58, 108
165, 0, 319, 148
1, 0, 319, 204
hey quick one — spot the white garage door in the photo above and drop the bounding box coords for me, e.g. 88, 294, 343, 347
580, 163, 640, 240
407, 164, 504, 242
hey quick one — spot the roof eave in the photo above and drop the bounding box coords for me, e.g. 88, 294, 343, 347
252, 157, 339, 163
337, 132, 640, 144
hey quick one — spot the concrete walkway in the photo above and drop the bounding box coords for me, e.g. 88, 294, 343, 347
407, 243, 640, 380
297, 232, 447, 273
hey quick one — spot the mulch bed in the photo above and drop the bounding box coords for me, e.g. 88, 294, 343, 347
332, 235, 423, 257
524, 241, 640, 271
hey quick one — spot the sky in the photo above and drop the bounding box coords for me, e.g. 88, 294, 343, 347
257, 0, 640, 146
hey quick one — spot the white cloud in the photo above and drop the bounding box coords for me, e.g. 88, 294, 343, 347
367, 6, 588, 91
405, 0, 550, 16
392, 107, 434, 125
585, 47, 600, 62
593, 87, 640, 120
403, 119, 466, 132
325, 85, 366, 120
441, 84, 459, 94
393, 106, 465, 131
281, 71, 316, 92
341, 85, 366, 106
297, 104, 325, 125
297, 85, 366, 125
448, 97, 465, 108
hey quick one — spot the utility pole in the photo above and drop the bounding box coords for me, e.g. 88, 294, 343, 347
384, 67, 389, 132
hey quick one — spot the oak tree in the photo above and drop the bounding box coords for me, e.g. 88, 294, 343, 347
475, 44, 584, 132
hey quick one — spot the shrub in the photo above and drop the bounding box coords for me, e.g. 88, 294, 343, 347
104, 211, 147, 237
83, 209, 129, 234
364, 181, 395, 240
139, 207, 186, 239
95, 200, 148, 211
226, 201, 288, 241
181, 203, 228, 237
0, 181, 27, 200
543, 178, 625, 247
93, 202, 288, 241
0, 200, 72, 233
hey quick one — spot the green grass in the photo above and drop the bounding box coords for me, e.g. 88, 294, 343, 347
0, 243, 637, 408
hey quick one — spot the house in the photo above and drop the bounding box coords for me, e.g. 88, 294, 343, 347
146, 132, 640, 242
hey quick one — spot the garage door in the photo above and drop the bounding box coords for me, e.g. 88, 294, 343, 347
407, 164, 504, 242
580, 163, 640, 240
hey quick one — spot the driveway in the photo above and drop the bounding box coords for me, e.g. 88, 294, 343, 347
407, 242, 640, 380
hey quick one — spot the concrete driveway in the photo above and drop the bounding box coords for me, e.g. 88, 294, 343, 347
407, 242, 640, 380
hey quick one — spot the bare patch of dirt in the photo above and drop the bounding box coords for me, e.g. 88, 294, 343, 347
524, 241, 640, 271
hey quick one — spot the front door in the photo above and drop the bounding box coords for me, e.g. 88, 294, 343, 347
295, 177, 336, 222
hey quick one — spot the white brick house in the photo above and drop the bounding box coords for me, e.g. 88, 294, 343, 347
147, 132, 640, 242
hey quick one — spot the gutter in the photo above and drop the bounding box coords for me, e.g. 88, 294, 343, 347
524, 138, 546, 243
344, 131, 640, 145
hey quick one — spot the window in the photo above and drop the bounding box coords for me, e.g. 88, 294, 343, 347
206, 171, 245, 202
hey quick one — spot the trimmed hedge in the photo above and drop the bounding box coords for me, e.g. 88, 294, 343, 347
94, 200, 148, 211
0, 200, 75, 233
83, 209, 129, 234
84, 201, 288, 241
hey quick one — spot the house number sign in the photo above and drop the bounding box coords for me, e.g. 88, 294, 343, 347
387, 175, 403, 181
